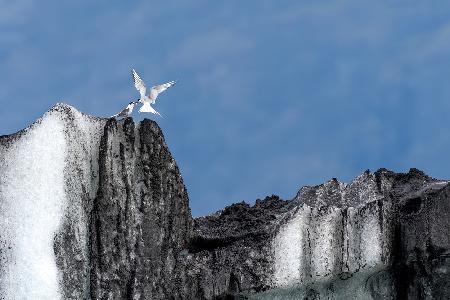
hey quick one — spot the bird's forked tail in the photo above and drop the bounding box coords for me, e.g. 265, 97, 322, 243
139, 102, 163, 117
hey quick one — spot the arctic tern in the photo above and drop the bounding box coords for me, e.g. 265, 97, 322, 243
132, 69, 176, 116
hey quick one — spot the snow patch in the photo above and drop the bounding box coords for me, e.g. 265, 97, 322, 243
360, 208, 382, 267
0, 111, 66, 299
0, 104, 107, 299
310, 207, 342, 278
273, 206, 311, 286
273, 199, 390, 290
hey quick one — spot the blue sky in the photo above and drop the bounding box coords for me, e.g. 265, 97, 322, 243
2, 1, 450, 216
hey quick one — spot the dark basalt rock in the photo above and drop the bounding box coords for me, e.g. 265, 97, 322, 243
181, 196, 292, 299
89, 118, 191, 299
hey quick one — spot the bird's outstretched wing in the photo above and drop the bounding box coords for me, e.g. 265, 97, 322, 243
132, 69, 147, 99
151, 80, 177, 94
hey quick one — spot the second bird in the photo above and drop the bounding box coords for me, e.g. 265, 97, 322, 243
111, 101, 137, 119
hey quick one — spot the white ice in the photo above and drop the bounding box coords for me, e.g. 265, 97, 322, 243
0, 104, 106, 299
273, 186, 390, 292
273, 205, 311, 286
0, 112, 66, 299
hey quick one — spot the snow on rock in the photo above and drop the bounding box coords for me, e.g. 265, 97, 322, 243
273, 205, 311, 286
52, 105, 105, 299
271, 173, 396, 298
0, 104, 106, 299
0, 111, 66, 299
264, 169, 450, 299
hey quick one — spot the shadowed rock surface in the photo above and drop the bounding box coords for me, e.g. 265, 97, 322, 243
90, 118, 192, 299
0, 104, 450, 299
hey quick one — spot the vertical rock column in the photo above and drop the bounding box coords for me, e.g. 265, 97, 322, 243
90, 118, 192, 300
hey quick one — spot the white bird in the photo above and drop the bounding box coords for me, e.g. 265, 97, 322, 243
111, 101, 137, 119
132, 68, 177, 116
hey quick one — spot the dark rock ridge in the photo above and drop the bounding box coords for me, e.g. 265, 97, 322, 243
89, 118, 192, 299
0, 104, 449, 299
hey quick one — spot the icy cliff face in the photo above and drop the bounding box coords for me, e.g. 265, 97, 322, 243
0, 104, 105, 299
1, 104, 450, 299
269, 172, 394, 299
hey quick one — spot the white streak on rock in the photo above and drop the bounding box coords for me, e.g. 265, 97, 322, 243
273, 206, 311, 286
310, 207, 342, 278
0, 104, 106, 299
360, 207, 382, 267
273, 196, 391, 293
0, 112, 66, 299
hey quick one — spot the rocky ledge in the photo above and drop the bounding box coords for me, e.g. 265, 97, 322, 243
0, 104, 449, 299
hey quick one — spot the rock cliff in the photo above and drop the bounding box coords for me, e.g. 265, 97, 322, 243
0, 104, 449, 299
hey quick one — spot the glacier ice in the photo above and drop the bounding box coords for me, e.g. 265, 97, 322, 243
0, 104, 106, 299
0, 111, 66, 299
270, 174, 394, 299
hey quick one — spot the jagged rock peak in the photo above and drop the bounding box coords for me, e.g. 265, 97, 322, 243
294, 168, 445, 209
89, 115, 191, 299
